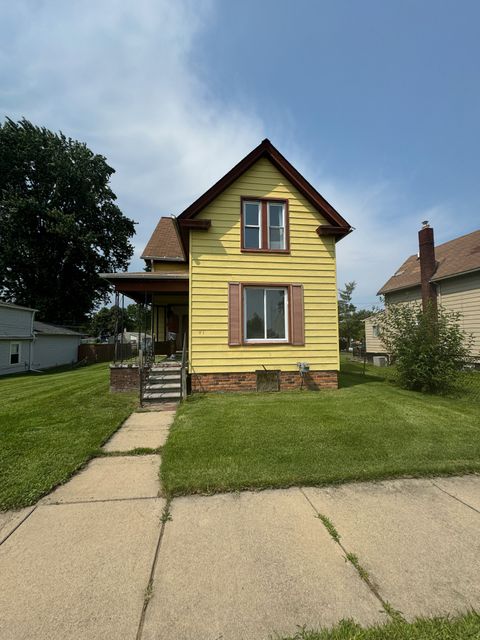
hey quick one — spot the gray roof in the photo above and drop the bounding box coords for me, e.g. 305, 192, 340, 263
34, 321, 83, 336
0, 300, 37, 312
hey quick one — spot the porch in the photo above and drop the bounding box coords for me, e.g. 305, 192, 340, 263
100, 271, 189, 356
100, 271, 189, 402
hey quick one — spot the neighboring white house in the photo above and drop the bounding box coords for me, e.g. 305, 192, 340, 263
0, 301, 82, 375
0, 301, 36, 375
32, 321, 83, 370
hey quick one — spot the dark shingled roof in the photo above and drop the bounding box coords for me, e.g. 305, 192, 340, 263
378, 229, 480, 295
34, 321, 82, 336
141, 217, 186, 261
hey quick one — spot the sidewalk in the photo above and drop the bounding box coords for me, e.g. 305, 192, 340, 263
0, 407, 479, 639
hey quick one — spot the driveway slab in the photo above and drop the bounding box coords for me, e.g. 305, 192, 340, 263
0, 506, 35, 544
103, 412, 174, 451
142, 489, 382, 640
42, 455, 161, 504
0, 499, 164, 640
432, 474, 480, 512
303, 479, 480, 620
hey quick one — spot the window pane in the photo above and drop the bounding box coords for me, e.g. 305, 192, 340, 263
244, 227, 260, 249
245, 288, 265, 339
269, 227, 284, 250
266, 289, 285, 339
269, 204, 283, 227
244, 202, 260, 226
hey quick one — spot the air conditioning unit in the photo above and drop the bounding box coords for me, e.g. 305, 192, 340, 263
373, 356, 388, 367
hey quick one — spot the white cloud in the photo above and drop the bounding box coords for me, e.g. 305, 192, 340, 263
0, 0, 264, 259
0, 0, 461, 309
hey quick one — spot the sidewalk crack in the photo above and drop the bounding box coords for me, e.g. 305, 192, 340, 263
431, 481, 480, 515
136, 497, 173, 640
298, 487, 404, 622
0, 505, 37, 547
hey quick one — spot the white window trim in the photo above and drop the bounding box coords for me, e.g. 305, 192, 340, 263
243, 200, 262, 249
10, 341, 21, 365
267, 202, 286, 250
243, 286, 289, 342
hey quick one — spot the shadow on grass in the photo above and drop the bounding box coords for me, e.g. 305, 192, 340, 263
338, 370, 386, 388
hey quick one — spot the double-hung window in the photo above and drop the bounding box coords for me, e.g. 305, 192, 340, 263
243, 201, 262, 249
244, 287, 288, 341
241, 199, 287, 251
10, 342, 20, 365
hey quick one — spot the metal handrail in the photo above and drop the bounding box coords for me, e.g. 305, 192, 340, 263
180, 332, 188, 400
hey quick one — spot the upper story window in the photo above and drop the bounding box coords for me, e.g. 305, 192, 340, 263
10, 342, 20, 365
241, 198, 288, 252
372, 325, 380, 338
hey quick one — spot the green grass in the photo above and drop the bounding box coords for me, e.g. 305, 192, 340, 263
280, 612, 480, 639
0, 364, 137, 510
161, 358, 480, 496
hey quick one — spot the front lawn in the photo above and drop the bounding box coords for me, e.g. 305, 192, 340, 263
0, 364, 137, 510
281, 612, 480, 639
161, 358, 480, 496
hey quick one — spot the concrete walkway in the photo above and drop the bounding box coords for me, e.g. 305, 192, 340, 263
1, 410, 479, 638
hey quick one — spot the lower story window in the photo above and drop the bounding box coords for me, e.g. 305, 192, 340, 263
244, 287, 288, 341
10, 342, 20, 365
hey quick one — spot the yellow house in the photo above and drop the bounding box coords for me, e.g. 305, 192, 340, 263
104, 139, 352, 393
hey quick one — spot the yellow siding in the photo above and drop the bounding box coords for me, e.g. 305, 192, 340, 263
189, 157, 340, 374
438, 272, 480, 357
152, 261, 188, 274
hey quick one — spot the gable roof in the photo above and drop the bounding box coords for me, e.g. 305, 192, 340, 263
378, 229, 480, 295
34, 321, 83, 336
141, 217, 186, 261
0, 300, 36, 312
177, 139, 352, 237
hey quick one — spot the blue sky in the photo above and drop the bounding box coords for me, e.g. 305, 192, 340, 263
1, 0, 478, 307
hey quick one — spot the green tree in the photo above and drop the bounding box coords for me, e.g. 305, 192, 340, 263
88, 303, 151, 338
0, 118, 135, 324
338, 281, 356, 349
378, 301, 473, 394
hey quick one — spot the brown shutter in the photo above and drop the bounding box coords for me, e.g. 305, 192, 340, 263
290, 284, 305, 346
228, 283, 242, 346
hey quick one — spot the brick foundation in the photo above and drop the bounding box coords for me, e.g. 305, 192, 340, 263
110, 365, 140, 392
191, 370, 338, 393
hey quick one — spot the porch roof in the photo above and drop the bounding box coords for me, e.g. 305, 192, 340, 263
100, 272, 189, 303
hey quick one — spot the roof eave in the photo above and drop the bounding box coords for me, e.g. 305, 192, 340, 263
177, 138, 351, 233
432, 266, 480, 283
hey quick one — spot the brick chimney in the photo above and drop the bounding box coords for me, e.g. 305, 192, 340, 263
418, 221, 437, 311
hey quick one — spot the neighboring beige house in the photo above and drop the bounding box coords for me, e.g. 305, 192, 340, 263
365, 225, 480, 361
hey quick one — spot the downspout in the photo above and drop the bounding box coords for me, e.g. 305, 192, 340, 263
418, 221, 438, 312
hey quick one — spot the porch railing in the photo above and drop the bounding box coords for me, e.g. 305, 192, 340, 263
180, 332, 188, 400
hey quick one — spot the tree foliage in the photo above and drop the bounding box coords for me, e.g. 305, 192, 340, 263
377, 301, 473, 394
338, 281, 372, 349
0, 118, 135, 324
88, 304, 151, 339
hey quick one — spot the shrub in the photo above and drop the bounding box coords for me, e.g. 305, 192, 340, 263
377, 301, 473, 394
